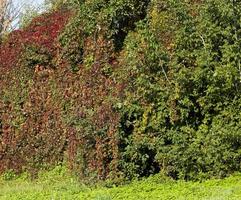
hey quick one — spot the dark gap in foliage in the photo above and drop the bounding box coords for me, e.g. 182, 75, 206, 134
112, 0, 151, 51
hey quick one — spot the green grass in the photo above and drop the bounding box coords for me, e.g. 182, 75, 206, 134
1, 167, 241, 200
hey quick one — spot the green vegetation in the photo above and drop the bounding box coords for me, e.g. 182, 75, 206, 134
1, 167, 241, 200
1, 0, 241, 187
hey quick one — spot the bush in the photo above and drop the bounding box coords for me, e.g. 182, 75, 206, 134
115, 0, 241, 180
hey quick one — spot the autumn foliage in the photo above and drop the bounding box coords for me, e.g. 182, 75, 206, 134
0, 9, 71, 174
1, 0, 241, 182
0, 10, 70, 69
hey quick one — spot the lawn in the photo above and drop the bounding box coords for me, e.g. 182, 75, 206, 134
0, 167, 241, 200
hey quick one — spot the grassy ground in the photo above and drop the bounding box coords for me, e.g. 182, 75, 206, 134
1, 167, 241, 200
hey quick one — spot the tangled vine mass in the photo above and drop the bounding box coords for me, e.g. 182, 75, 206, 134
1, 0, 241, 182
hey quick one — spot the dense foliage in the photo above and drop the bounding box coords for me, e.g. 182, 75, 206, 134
1, 0, 241, 181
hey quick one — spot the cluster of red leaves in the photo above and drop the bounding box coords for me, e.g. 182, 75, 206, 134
0, 10, 123, 180
0, 34, 121, 178
0, 10, 71, 69
60, 34, 123, 180
0, 10, 71, 175
0, 69, 67, 175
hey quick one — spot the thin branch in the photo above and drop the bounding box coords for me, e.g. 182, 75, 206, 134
199, 34, 206, 49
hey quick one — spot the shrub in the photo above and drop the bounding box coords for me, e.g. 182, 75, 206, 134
116, 0, 241, 180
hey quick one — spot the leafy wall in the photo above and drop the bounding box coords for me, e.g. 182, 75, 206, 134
0, 0, 241, 181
